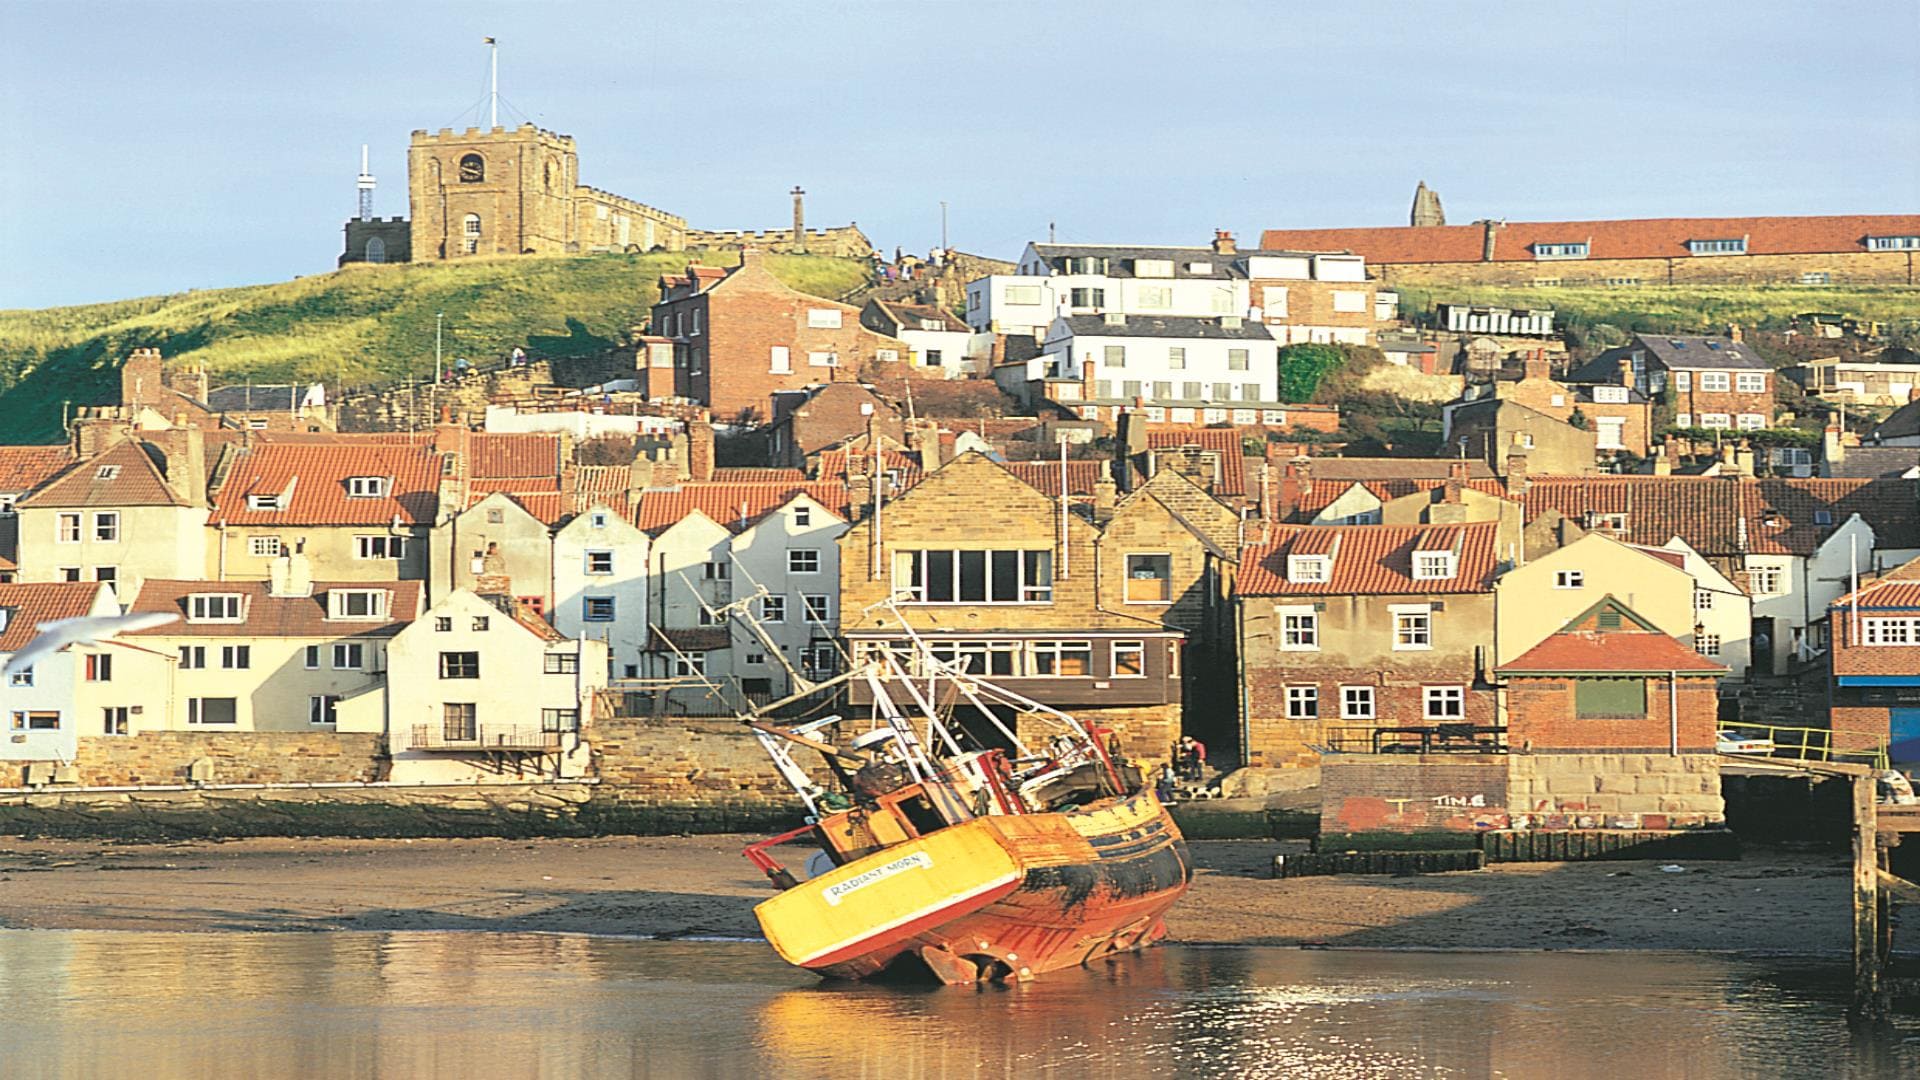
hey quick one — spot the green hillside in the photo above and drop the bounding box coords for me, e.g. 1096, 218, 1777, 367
0, 251, 871, 444
1393, 283, 1920, 337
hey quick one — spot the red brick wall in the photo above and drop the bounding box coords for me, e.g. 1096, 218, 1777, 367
1319, 755, 1511, 834
1506, 674, 1718, 753
1672, 383, 1774, 427
1831, 616, 1920, 677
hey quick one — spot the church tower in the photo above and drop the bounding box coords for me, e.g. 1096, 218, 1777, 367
407, 124, 580, 260
1411, 180, 1446, 227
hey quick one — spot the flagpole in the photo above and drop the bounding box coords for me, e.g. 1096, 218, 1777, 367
487, 37, 498, 128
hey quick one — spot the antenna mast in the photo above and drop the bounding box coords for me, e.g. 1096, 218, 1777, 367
356, 144, 375, 221
486, 36, 499, 127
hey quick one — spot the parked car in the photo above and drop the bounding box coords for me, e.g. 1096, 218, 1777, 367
1716, 729, 1776, 755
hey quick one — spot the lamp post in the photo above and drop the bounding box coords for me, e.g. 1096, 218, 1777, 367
435, 312, 445, 385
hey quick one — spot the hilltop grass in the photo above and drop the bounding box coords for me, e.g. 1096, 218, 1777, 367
1393, 283, 1920, 337
0, 250, 869, 444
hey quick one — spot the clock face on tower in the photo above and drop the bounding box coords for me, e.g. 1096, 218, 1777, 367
458, 154, 485, 183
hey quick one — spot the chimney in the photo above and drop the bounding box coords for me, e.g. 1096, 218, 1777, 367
474, 542, 513, 599
1732, 440, 1755, 478
625, 452, 657, 502
1523, 350, 1550, 383
908, 418, 942, 470
1823, 423, 1846, 468
154, 427, 207, 505
688, 418, 715, 482
166, 365, 208, 406
1718, 441, 1737, 471
267, 551, 314, 598
121, 347, 164, 408
1617, 356, 1635, 390
1259, 462, 1275, 526
739, 244, 763, 269
1278, 460, 1307, 520
1211, 230, 1237, 256
1093, 470, 1117, 517
1727, 323, 1743, 343
1652, 440, 1673, 476
1443, 460, 1468, 504
1505, 453, 1529, 492
1480, 219, 1504, 262
431, 409, 467, 455
790, 186, 806, 254
1081, 359, 1096, 392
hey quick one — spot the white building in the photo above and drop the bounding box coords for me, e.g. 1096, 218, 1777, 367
1653, 538, 1754, 681
367, 589, 605, 784
726, 492, 850, 700
552, 503, 650, 681
859, 300, 991, 378
1038, 314, 1281, 407
0, 582, 152, 770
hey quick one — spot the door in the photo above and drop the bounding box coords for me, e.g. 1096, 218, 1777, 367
1891, 708, 1920, 766
1750, 617, 1775, 676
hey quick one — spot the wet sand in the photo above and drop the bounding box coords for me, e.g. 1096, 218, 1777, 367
0, 835, 1870, 954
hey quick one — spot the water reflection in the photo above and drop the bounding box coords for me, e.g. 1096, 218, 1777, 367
0, 931, 1911, 1079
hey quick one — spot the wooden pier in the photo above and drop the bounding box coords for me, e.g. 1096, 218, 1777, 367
1854, 778, 1920, 1023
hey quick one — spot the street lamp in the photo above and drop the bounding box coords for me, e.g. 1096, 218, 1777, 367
435, 312, 445, 385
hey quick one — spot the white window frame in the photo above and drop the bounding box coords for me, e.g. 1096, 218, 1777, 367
1424, 685, 1466, 720
1278, 605, 1320, 652
1111, 640, 1147, 678
332, 642, 364, 670
346, 476, 388, 498
802, 594, 830, 624
1392, 605, 1433, 651
585, 550, 615, 575
1699, 372, 1731, 392
332, 589, 387, 620
1340, 685, 1375, 721
1285, 685, 1319, 720
806, 308, 843, 329
788, 549, 821, 574
1412, 551, 1456, 580
1735, 372, 1766, 393
92, 511, 120, 542
188, 593, 244, 623
1554, 570, 1584, 589
249, 536, 282, 558
1862, 617, 1920, 646
354, 535, 407, 560
769, 346, 792, 374
1287, 556, 1329, 584
760, 595, 786, 623
56, 512, 80, 544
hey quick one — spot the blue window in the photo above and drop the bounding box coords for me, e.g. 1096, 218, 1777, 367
1533, 242, 1588, 259
1687, 238, 1747, 255
583, 596, 615, 621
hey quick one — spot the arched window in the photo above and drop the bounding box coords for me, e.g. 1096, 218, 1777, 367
462, 214, 481, 254
458, 154, 485, 183
365, 236, 386, 263
544, 161, 554, 192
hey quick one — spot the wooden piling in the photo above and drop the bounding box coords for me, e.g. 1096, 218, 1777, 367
1851, 774, 1884, 1022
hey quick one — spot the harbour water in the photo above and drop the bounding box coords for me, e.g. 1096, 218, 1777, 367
0, 931, 1914, 1078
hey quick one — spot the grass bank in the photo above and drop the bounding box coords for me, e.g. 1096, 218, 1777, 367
1394, 283, 1920, 336
0, 250, 870, 443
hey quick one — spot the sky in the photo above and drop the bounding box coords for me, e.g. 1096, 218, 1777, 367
2, 0, 1916, 310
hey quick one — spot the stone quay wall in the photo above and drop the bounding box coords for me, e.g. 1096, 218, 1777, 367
64, 732, 385, 788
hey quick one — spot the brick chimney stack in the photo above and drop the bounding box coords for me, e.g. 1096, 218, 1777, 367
1505, 453, 1529, 493
154, 427, 207, 505
1211, 230, 1237, 256
1522, 350, 1550, 382
687, 418, 715, 482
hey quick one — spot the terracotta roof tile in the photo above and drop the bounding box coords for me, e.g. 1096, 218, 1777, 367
1516, 476, 1918, 557
634, 482, 851, 535
211, 444, 441, 526
513, 602, 567, 643
816, 448, 923, 494
469, 476, 562, 495
1499, 631, 1725, 675
123, 579, 422, 638
466, 489, 569, 526
572, 465, 632, 518
471, 433, 560, 479
1258, 214, 1920, 265
0, 446, 74, 493
1003, 460, 1107, 496
0, 582, 107, 652
648, 626, 732, 653
1833, 557, 1920, 610
713, 468, 807, 483
1237, 522, 1500, 596
17, 440, 186, 509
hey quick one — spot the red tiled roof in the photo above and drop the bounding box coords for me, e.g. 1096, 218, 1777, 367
513, 602, 567, 643
1237, 522, 1500, 596
0, 582, 107, 652
1003, 460, 1107, 496
0, 446, 74, 492
572, 465, 632, 517
17, 440, 186, 509
471, 433, 559, 479
124, 579, 422, 638
211, 444, 441, 526
1833, 558, 1920, 610
1517, 476, 1919, 557
1499, 630, 1726, 675
466, 489, 569, 525
469, 475, 562, 495
1258, 214, 1920, 265
634, 482, 851, 534
713, 468, 807, 483
1147, 428, 1250, 496
1288, 477, 1509, 519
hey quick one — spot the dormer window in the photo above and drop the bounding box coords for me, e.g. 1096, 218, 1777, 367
1062, 256, 1109, 274
1592, 386, 1629, 404
1866, 236, 1919, 251
1687, 238, 1747, 255
1185, 261, 1212, 274
1412, 551, 1456, 580
330, 589, 387, 620
1533, 242, 1588, 260
188, 593, 244, 623
248, 493, 283, 511
1287, 556, 1330, 583
346, 477, 388, 498
95, 465, 121, 480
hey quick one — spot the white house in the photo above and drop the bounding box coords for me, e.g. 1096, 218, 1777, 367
1039, 314, 1281, 407
552, 503, 650, 681
725, 491, 850, 701
0, 581, 156, 771
367, 589, 605, 784
1654, 537, 1754, 680
859, 300, 990, 378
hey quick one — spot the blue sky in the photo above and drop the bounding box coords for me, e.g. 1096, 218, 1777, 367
3, 0, 1915, 310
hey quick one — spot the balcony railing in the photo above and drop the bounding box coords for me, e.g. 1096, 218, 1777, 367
1325, 724, 1508, 755
409, 724, 564, 752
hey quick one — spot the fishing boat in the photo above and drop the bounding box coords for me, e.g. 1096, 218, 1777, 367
738, 636, 1191, 986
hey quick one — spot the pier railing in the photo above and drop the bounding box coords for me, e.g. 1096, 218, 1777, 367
1717, 722, 1889, 771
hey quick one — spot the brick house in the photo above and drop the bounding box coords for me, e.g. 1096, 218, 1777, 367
1444, 352, 1653, 459
1827, 558, 1920, 765
1234, 521, 1502, 768
838, 453, 1189, 764
648, 249, 910, 424
1568, 329, 1775, 432
765, 382, 906, 469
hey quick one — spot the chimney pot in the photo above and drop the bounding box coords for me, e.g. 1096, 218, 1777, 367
1211, 230, 1237, 256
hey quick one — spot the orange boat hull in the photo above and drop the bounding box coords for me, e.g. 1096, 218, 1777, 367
760, 790, 1191, 984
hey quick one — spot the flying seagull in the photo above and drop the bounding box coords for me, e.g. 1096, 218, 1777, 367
3, 612, 180, 678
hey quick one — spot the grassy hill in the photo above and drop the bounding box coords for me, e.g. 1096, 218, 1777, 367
0, 251, 870, 444
1392, 283, 1920, 339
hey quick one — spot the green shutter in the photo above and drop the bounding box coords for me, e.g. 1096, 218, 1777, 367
1575, 678, 1646, 718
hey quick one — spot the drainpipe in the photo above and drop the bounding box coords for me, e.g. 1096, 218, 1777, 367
1668, 669, 1679, 756
216, 522, 228, 581
1235, 599, 1250, 767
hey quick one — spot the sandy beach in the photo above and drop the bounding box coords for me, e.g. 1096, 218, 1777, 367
0, 835, 1872, 954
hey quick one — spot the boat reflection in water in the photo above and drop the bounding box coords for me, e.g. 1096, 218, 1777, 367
1, 932, 1912, 1079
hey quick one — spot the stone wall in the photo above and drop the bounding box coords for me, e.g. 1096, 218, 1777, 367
1506, 752, 1723, 829
1320, 754, 1511, 834
587, 714, 807, 832
20, 732, 386, 789
1373, 251, 1917, 287
332, 352, 637, 432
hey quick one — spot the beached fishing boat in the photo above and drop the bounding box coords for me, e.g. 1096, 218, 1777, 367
738, 635, 1190, 985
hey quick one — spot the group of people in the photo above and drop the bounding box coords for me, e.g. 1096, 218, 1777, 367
1153, 735, 1210, 802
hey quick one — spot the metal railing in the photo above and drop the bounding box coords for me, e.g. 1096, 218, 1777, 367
1325, 724, 1509, 755
408, 724, 563, 752
1717, 722, 1890, 771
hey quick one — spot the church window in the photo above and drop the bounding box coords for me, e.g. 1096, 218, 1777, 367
365, 237, 386, 263
463, 214, 481, 255
459, 154, 485, 183
544, 161, 554, 192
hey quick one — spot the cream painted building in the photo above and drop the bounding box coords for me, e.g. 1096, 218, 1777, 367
1494, 533, 1697, 665
1656, 537, 1753, 680
724, 492, 849, 700
0, 582, 164, 768
374, 589, 605, 784
123, 563, 424, 732
15, 437, 209, 599
430, 491, 556, 609
207, 441, 439, 583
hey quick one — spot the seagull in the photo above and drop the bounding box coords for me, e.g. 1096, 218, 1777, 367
3, 612, 181, 678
